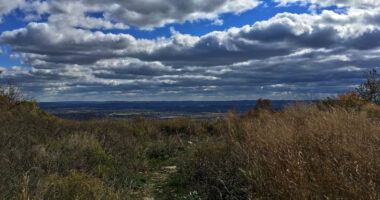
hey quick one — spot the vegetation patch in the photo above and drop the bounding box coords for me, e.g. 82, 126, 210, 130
1, 73, 380, 199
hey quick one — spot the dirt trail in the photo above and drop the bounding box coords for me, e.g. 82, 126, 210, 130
137, 165, 178, 200
133, 140, 195, 199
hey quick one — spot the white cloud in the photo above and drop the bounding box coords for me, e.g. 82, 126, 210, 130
274, 0, 380, 8
212, 19, 224, 26
0, 0, 25, 22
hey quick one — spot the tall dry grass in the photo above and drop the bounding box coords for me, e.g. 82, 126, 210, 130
176, 104, 380, 199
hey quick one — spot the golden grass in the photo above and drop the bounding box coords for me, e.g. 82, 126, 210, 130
177, 104, 380, 199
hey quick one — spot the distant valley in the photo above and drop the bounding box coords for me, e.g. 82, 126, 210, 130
39, 100, 307, 120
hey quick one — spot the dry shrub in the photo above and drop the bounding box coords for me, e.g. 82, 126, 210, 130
36, 170, 118, 200
361, 103, 380, 119
336, 91, 366, 109
319, 91, 368, 112
0, 84, 32, 112
0, 84, 19, 111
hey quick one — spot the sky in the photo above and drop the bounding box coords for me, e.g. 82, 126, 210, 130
0, 0, 380, 101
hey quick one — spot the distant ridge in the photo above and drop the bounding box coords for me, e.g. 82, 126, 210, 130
39, 100, 316, 113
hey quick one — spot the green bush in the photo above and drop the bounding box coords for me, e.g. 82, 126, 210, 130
174, 141, 248, 200
146, 135, 184, 161
158, 118, 201, 136
46, 133, 117, 181
36, 171, 118, 200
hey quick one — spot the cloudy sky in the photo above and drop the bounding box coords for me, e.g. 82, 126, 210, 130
0, 0, 379, 101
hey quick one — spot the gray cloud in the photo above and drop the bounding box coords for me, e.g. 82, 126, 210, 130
92, 59, 179, 79
2, 0, 261, 30
2, 47, 378, 101
17, 0, 261, 30
1, 1, 380, 100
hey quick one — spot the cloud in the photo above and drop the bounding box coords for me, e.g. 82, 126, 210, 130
48, 13, 130, 30
0, 22, 146, 65
13, 0, 260, 30
2, 46, 379, 101
91, 59, 179, 79
212, 19, 224, 26
0, 0, 25, 22
3, 7, 380, 68
1, 1, 380, 100
83, 0, 261, 29
274, 0, 380, 8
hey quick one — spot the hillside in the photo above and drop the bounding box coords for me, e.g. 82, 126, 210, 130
0, 99, 379, 200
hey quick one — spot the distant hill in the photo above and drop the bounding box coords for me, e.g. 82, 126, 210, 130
39, 100, 314, 120
39, 100, 301, 112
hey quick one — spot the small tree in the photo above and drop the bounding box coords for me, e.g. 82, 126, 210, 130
355, 69, 380, 104
254, 98, 274, 113
245, 99, 274, 118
